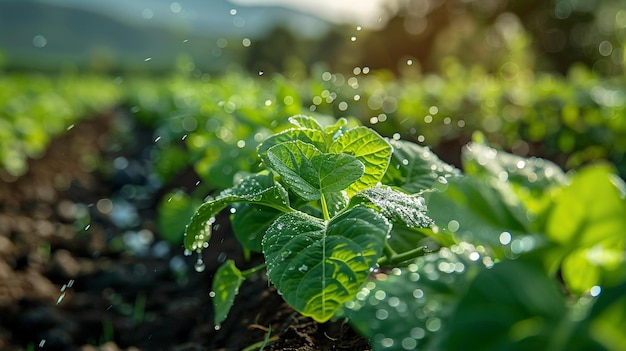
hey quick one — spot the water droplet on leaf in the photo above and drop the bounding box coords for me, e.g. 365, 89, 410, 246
194, 257, 205, 272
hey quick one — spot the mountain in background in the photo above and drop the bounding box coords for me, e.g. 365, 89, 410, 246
0, 0, 332, 73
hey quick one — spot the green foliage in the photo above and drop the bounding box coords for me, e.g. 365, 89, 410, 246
157, 190, 200, 246
340, 135, 626, 351
184, 115, 432, 323
3, 64, 624, 348
263, 206, 390, 322
180, 112, 626, 349
0, 72, 120, 176
343, 246, 483, 350
211, 260, 245, 326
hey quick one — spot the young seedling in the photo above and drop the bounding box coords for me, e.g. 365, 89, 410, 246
184, 115, 435, 325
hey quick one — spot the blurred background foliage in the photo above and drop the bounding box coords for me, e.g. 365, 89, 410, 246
1, 0, 624, 181
1, 1, 625, 349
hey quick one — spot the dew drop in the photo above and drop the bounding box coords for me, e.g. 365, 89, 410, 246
144, 57, 152, 62
426, 317, 441, 332
194, 257, 206, 272
56, 292, 66, 305
402, 337, 417, 350
411, 327, 426, 339
214, 324, 221, 331
374, 290, 386, 301
447, 220, 459, 232
351, 36, 357, 42
590, 285, 602, 297
381, 338, 394, 347
39, 339, 46, 347
499, 231, 512, 245
32, 35, 47, 48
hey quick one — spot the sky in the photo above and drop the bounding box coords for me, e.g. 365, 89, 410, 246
230, 0, 388, 28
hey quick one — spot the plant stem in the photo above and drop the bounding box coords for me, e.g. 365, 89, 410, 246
377, 245, 427, 266
320, 193, 331, 221
383, 242, 397, 258
241, 263, 267, 278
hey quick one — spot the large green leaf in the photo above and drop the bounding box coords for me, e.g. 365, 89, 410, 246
212, 260, 245, 325
546, 164, 626, 249
437, 259, 609, 351
343, 246, 483, 351
426, 176, 531, 257
262, 206, 391, 322
383, 139, 461, 193
184, 172, 290, 252
351, 185, 433, 228
329, 126, 392, 195
462, 141, 566, 191
460, 139, 566, 232
263, 141, 364, 200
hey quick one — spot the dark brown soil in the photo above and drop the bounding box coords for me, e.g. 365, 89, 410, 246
0, 111, 370, 351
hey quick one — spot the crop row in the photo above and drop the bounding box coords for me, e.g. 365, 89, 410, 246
2, 62, 624, 182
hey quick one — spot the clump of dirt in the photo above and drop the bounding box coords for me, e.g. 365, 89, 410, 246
0, 110, 371, 351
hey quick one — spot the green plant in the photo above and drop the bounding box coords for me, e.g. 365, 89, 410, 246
184, 115, 456, 324
342, 134, 626, 350
184, 114, 626, 350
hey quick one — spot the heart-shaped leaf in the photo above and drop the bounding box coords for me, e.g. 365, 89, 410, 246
262, 206, 391, 322
311, 153, 364, 194
263, 141, 365, 201
184, 172, 290, 252
263, 140, 322, 200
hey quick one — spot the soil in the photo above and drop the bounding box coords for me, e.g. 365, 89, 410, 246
0, 111, 371, 351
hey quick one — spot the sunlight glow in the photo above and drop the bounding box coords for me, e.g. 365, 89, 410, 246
231, 0, 387, 28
